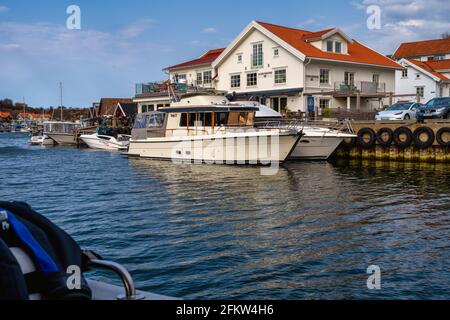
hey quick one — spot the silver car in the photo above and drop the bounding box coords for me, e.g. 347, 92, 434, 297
375, 102, 422, 121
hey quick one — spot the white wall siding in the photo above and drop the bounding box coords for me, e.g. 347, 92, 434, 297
395, 64, 439, 103
215, 28, 304, 99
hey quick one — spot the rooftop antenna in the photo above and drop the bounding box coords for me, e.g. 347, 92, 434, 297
59, 82, 63, 121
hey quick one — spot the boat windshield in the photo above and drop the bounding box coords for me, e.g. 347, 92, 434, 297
134, 112, 166, 129
44, 122, 79, 133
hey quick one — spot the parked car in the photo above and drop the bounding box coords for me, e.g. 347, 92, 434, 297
416, 97, 450, 120
375, 102, 422, 121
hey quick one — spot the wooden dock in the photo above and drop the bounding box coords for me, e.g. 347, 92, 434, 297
335, 120, 450, 163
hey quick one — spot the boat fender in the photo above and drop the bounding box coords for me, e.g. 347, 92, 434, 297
341, 137, 357, 150
0, 202, 92, 300
436, 127, 450, 147
376, 128, 394, 147
393, 127, 413, 148
357, 128, 376, 149
413, 127, 435, 149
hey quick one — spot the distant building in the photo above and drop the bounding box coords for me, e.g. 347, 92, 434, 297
17, 112, 52, 122
97, 98, 133, 117
0, 112, 12, 121
164, 48, 225, 90
393, 38, 450, 61
133, 82, 171, 114
393, 38, 450, 102
114, 102, 138, 119
395, 58, 450, 103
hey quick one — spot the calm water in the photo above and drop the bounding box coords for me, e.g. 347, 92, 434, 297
0, 132, 449, 300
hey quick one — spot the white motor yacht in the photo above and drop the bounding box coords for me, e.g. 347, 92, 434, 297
128, 101, 302, 165
80, 128, 131, 151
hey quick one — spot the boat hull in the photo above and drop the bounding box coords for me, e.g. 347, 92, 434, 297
80, 134, 130, 151
290, 136, 344, 160
45, 133, 78, 146
128, 132, 301, 164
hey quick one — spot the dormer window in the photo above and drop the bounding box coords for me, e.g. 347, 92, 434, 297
335, 42, 342, 53
326, 41, 334, 52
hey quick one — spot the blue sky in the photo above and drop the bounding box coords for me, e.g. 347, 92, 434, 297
0, 0, 449, 107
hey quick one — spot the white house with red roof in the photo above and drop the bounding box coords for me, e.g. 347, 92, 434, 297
393, 38, 450, 103
164, 48, 225, 89
212, 21, 402, 113
395, 58, 450, 103
392, 38, 450, 62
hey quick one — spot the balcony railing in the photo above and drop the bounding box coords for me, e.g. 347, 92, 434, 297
334, 81, 386, 94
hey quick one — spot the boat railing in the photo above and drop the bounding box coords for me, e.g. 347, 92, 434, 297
255, 118, 355, 134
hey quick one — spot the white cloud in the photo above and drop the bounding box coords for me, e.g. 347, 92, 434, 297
0, 5, 9, 13
202, 27, 217, 33
119, 19, 156, 38
349, 0, 450, 53
0, 20, 172, 106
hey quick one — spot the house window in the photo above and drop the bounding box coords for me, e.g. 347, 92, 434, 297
274, 69, 286, 84
196, 73, 203, 85
237, 54, 242, 63
373, 74, 380, 84
203, 71, 212, 84
320, 69, 330, 85
175, 74, 187, 83
247, 73, 257, 87
345, 72, 355, 86
434, 55, 445, 60
320, 99, 330, 109
274, 48, 279, 57
416, 87, 424, 98
335, 42, 342, 53
402, 69, 408, 78
326, 40, 334, 52
252, 43, 263, 68
230, 74, 241, 88
416, 74, 421, 79
439, 87, 444, 97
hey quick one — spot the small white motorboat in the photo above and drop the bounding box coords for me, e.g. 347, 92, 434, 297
80, 128, 131, 151
29, 134, 55, 146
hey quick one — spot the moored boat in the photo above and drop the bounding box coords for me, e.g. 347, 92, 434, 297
43, 121, 81, 146
80, 127, 131, 151
249, 103, 357, 160
128, 103, 302, 165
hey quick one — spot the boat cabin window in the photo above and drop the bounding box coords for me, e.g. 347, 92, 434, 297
44, 122, 78, 133
179, 112, 213, 127
178, 111, 254, 128
227, 112, 254, 127
133, 112, 166, 129
215, 112, 228, 126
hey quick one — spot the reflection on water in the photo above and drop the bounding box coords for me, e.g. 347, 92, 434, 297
1, 132, 449, 299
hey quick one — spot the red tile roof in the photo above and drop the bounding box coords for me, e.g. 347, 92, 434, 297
0, 112, 11, 119
166, 48, 225, 71
424, 59, 450, 70
407, 59, 449, 81
393, 38, 450, 59
302, 28, 335, 41
18, 112, 51, 119
256, 21, 401, 68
